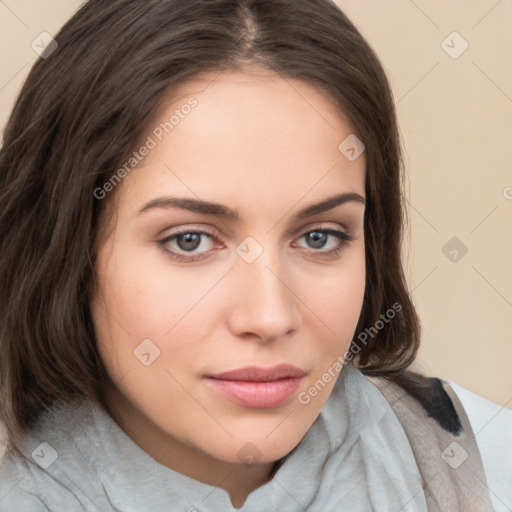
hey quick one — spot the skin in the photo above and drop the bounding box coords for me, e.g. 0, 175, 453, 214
90, 68, 366, 508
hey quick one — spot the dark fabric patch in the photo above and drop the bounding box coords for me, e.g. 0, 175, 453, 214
391, 371, 463, 435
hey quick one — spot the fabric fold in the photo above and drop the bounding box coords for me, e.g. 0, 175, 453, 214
11, 363, 476, 511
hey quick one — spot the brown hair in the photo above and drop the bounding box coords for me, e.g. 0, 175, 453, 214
0, 0, 420, 456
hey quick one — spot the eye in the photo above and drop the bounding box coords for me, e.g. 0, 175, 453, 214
156, 226, 354, 262
293, 228, 354, 259
158, 229, 219, 262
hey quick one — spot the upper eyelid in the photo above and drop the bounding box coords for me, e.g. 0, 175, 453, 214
161, 226, 220, 242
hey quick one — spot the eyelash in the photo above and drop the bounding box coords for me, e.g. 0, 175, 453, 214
156, 226, 354, 262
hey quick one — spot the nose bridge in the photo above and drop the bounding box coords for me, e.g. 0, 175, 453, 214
228, 241, 301, 340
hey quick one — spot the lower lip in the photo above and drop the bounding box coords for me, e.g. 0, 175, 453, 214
205, 377, 303, 408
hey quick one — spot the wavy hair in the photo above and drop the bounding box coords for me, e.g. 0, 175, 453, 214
0, 0, 420, 456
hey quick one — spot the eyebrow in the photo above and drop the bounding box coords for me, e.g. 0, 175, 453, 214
137, 192, 366, 221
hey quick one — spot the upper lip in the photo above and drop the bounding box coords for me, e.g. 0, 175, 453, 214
207, 364, 307, 382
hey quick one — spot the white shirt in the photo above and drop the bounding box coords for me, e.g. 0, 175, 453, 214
448, 381, 512, 512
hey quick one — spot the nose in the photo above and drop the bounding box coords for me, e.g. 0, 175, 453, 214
226, 250, 302, 343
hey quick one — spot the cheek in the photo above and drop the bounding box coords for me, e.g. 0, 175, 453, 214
90, 244, 224, 383
94, 241, 214, 339
292, 251, 365, 412
300, 244, 366, 347
93, 231, 365, 367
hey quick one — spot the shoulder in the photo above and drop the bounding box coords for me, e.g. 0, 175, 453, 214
0, 398, 109, 511
366, 370, 464, 434
392, 371, 512, 459
446, 379, 512, 511
371, 369, 512, 438
0, 444, 89, 511
0, 447, 52, 511
372, 370, 512, 511
390, 371, 465, 434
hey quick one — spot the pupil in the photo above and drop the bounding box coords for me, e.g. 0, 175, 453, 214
308, 231, 327, 249
178, 233, 201, 251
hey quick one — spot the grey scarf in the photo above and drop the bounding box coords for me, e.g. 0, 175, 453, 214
10, 363, 494, 511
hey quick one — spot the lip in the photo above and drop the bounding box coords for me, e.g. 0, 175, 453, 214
205, 364, 307, 409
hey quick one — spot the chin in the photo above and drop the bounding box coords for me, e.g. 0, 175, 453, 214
201, 427, 306, 466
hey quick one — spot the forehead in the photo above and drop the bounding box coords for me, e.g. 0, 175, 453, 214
157, 68, 358, 145
120, 70, 365, 214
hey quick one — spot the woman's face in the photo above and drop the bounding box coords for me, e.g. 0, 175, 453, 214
91, 70, 366, 470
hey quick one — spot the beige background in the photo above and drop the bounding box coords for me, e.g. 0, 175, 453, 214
0, 0, 510, 420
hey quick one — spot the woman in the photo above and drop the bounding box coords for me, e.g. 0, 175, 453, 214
0, 1, 509, 510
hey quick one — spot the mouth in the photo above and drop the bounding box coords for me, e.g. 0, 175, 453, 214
204, 364, 307, 409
